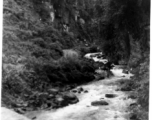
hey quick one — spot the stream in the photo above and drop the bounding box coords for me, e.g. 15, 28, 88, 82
24, 66, 134, 120
1, 52, 134, 120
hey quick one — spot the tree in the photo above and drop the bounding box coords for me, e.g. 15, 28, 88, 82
100, 0, 150, 62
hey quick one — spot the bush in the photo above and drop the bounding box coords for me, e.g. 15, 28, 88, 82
2, 51, 95, 108
126, 40, 149, 120
89, 45, 99, 53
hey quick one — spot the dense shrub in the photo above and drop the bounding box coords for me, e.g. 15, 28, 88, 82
89, 45, 99, 53
122, 39, 149, 120
2, 50, 95, 108
2, 0, 96, 108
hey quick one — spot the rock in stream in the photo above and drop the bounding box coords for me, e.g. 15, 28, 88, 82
91, 100, 109, 106
105, 94, 118, 98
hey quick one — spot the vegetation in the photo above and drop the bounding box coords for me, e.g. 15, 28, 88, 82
2, 0, 150, 119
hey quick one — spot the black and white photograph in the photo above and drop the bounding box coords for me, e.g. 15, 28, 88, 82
1, 0, 151, 120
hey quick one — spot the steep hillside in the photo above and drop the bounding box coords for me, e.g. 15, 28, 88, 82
2, 0, 150, 119
2, 0, 97, 110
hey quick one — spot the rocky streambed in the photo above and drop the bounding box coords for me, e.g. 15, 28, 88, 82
1, 52, 135, 120
22, 66, 134, 120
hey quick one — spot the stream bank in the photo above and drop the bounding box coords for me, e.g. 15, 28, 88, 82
24, 66, 134, 120
1, 52, 135, 120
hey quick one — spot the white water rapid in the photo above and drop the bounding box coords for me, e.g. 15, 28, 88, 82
24, 55, 134, 120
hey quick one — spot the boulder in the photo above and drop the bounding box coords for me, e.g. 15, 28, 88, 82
64, 85, 76, 91
48, 88, 59, 94
63, 92, 77, 100
94, 74, 105, 80
130, 103, 138, 107
39, 92, 49, 99
130, 114, 137, 120
106, 70, 113, 77
48, 94, 55, 98
128, 95, 137, 99
77, 87, 84, 93
97, 56, 102, 59
103, 62, 114, 70
90, 54, 96, 58
70, 98, 79, 104
122, 69, 129, 74
14, 108, 25, 114
78, 91, 81, 94
95, 69, 107, 76
94, 69, 107, 79
16, 102, 28, 108
120, 87, 132, 91
35, 92, 50, 106
54, 96, 69, 107
62, 92, 79, 104
105, 94, 117, 98
84, 90, 88, 93
72, 87, 84, 94
32, 117, 37, 120
71, 89, 77, 93
115, 88, 120, 91
55, 96, 64, 103
91, 100, 109, 106
64, 86, 71, 91
96, 54, 104, 58
46, 100, 52, 108
41, 103, 49, 109
16, 103, 23, 107
93, 62, 102, 69
63, 49, 79, 59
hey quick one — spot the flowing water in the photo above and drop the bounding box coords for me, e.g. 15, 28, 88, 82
24, 66, 134, 120
1, 52, 134, 120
